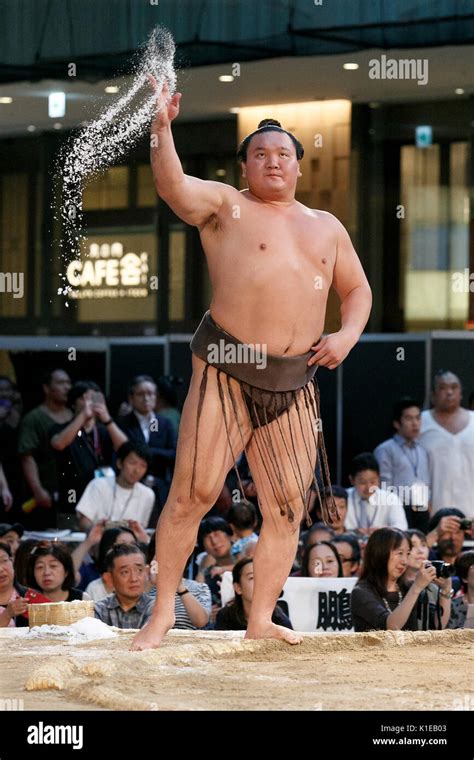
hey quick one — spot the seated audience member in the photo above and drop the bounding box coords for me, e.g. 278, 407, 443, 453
402, 529, 452, 629
0, 542, 28, 627
13, 539, 39, 586
72, 523, 146, 590
27, 542, 88, 602
146, 537, 210, 630
155, 376, 181, 436
448, 551, 474, 629
215, 558, 292, 631
76, 441, 155, 531
425, 508, 471, 563
351, 527, 436, 632
346, 453, 408, 533
300, 541, 343, 578
293, 522, 336, 574
0, 522, 24, 559
332, 534, 362, 577
308, 485, 348, 534
227, 500, 259, 560
196, 517, 234, 584
374, 397, 431, 531
94, 544, 153, 628
85, 526, 144, 601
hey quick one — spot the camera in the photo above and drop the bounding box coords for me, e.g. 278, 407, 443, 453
429, 560, 455, 579
460, 518, 472, 531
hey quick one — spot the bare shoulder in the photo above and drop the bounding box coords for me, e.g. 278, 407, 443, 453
308, 208, 347, 233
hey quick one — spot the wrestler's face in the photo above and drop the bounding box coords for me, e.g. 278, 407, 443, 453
129, 381, 157, 415
234, 562, 254, 604
394, 406, 421, 440
203, 530, 232, 560
407, 534, 429, 570
431, 372, 462, 413
351, 470, 380, 500
242, 131, 301, 201
307, 544, 340, 578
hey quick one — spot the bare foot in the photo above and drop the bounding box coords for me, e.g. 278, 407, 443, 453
244, 621, 303, 645
130, 615, 175, 651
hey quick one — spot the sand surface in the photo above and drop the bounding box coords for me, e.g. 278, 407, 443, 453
1, 627, 472, 711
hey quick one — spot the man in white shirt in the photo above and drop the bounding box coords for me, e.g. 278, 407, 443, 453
76, 441, 155, 531
420, 370, 474, 518
345, 452, 408, 533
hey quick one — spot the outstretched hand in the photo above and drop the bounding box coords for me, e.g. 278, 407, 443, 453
148, 76, 181, 130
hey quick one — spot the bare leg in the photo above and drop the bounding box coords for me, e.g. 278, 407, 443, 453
244, 384, 318, 644
132, 356, 251, 650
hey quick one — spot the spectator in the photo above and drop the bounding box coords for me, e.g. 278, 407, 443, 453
94, 544, 154, 628
26, 542, 88, 602
72, 523, 147, 591
155, 376, 181, 436
426, 508, 470, 564
300, 541, 343, 578
117, 375, 177, 523
0, 463, 13, 517
196, 517, 234, 618
374, 397, 431, 531
227, 500, 258, 560
0, 542, 28, 628
345, 453, 408, 533
76, 441, 155, 531
351, 527, 436, 632
13, 539, 39, 586
293, 522, 336, 575
332, 534, 361, 578
403, 529, 452, 629
146, 537, 210, 630
18, 369, 72, 528
448, 551, 474, 628
0, 522, 24, 559
50, 381, 128, 527
420, 370, 474, 517
308, 485, 348, 534
215, 559, 292, 631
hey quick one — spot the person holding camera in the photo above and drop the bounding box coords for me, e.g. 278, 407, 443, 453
403, 529, 453, 629
351, 527, 440, 632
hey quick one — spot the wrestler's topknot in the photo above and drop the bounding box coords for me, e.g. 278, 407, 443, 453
237, 119, 304, 162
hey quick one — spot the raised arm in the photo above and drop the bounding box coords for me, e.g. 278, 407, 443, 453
149, 78, 230, 227
309, 217, 372, 369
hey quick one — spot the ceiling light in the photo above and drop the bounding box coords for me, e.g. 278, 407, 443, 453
53, 122, 63, 130
105, 85, 119, 94
219, 75, 234, 82
455, 88, 465, 95
343, 63, 359, 70
229, 107, 240, 114
0, 97, 13, 104
49, 92, 66, 118
27, 125, 36, 132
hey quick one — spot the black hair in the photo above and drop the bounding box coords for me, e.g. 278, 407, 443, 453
357, 527, 409, 599
116, 440, 152, 469
454, 550, 474, 593
405, 528, 428, 546
428, 508, 465, 533
226, 501, 257, 532
350, 452, 380, 478
301, 540, 343, 578
304, 521, 336, 547
27, 542, 76, 591
198, 516, 233, 543
104, 542, 146, 572
67, 380, 100, 408
321, 485, 347, 501
40, 368, 71, 388
127, 375, 156, 396
96, 527, 138, 574
13, 539, 40, 586
237, 119, 304, 163
156, 376, 178, 407
331, 533, 361, 564
225, 557, 254, 628
392, 397, 420, 423
0, 541, 12, 559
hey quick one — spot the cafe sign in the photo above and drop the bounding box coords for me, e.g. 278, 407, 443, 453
65, 241, 150, 299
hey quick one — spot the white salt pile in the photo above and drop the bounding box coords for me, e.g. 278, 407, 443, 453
55, 25, 177, 298
27, 617, 118, 644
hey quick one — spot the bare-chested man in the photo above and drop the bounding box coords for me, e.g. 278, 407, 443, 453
131, 81, 372, 650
